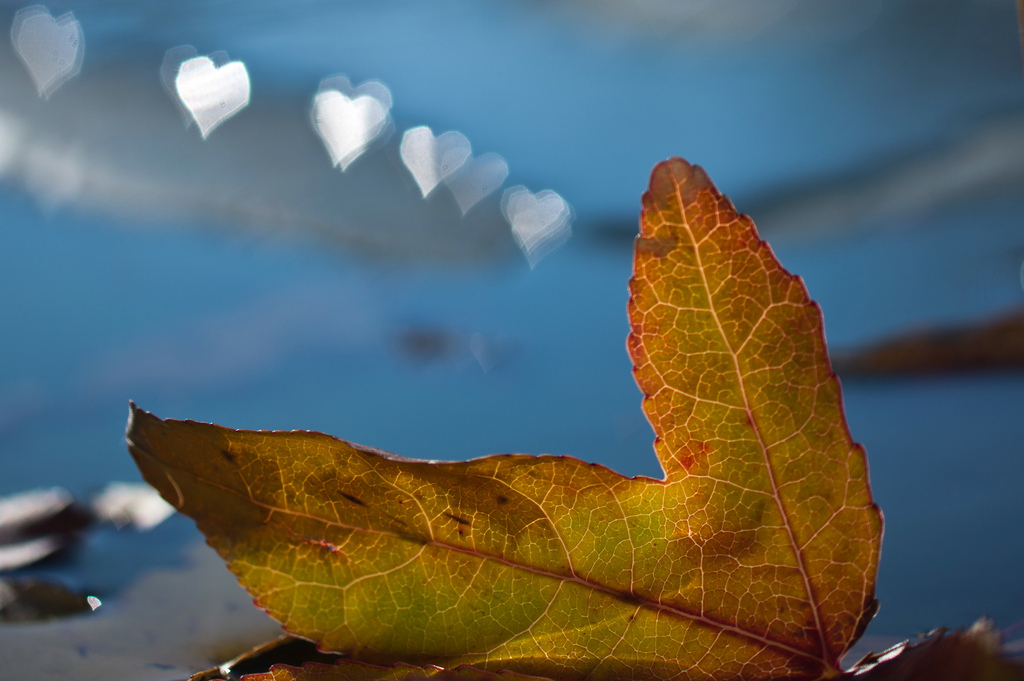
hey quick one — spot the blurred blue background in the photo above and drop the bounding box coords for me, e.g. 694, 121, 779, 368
1, 0, 1023, 676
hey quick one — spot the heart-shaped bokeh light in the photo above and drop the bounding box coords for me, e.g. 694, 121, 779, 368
11, 6, 84, 99
445, 152, 509, 215
311, 76, 393, 171
502, 186, 572, 267
161, 46, 230, 127
160, 45, 199, 123
175, 54, 251, 138
399, 126, 472, 198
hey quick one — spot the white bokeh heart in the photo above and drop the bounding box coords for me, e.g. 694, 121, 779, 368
175, 55, 251, 139
399, 126, 472, 198
502, 186, 572, 267
312, 86, 391, 171
11, 6, 84, 99
160, 45, 198, 124
445, 152, 509, 215
161, 46, 230, 127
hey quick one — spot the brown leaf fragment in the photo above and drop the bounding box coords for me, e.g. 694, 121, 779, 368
833, 308, 1024, 376
0, 577, 97, 622
243, 660, 556, 681
844, 619, 1023, 681
1019, 0, 1024, 76
189, 635, 344, 681
0, 487, 93, 572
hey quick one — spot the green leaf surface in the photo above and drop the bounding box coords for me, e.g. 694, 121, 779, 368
128, 158, 881, 680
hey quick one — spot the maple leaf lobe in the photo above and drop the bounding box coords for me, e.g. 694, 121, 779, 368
629, 157, 881, 664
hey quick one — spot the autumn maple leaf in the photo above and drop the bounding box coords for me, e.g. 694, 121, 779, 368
127, 158, 884, 681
